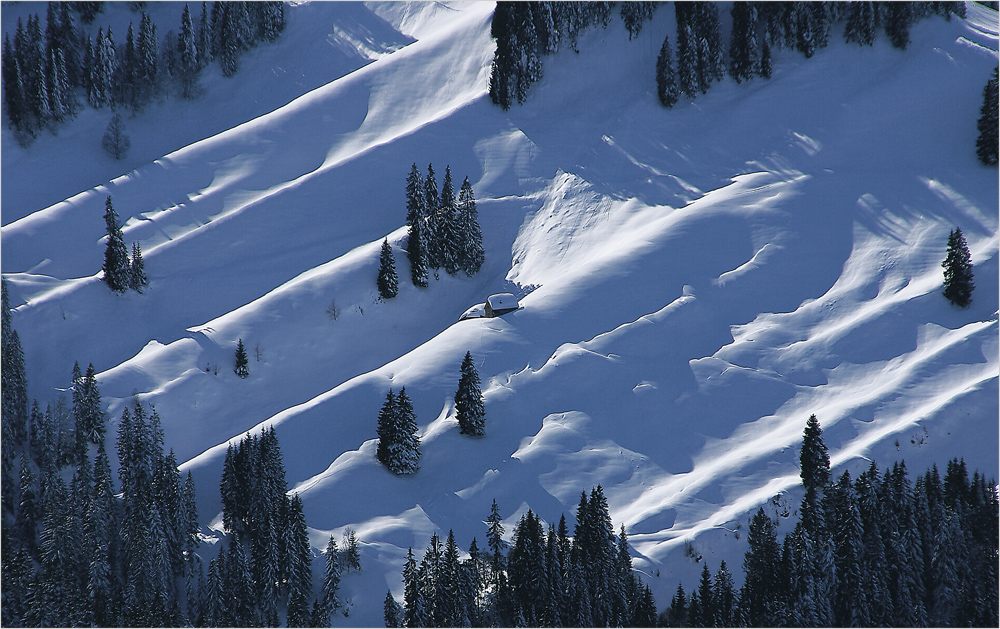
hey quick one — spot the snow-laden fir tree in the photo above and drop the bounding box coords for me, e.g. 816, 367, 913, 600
311, 536, 341, 625
102, 196, 131, 291
377, 238, 399, 300
656, 33, 679, 108
455, 351, 486, 436
729, 2, 760, 83
130, 241, 148, 292
438, 166, 461, 275
178, 3, 200, 98
405, 163, 429, 287
384, 589, 403, 628
344, 527, 362, 572
234, 338, 249, 378
456, 177, 485, 276
844, 1, 877, 46
620, 1, 658, 41
942, 227, 974, 307
976, 68, 998, 165
376, 388, 421, 475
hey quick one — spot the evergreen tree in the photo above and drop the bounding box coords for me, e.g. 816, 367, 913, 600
405, 163, 429, 287
437, 166, 461, 275
403, 547, 427, 627
663, 583, 688, 626
130, 241, 148, 291
235, 338, 249, 378
102, 196, 131, 291
729, 2, 760, 83
844, 1, 877, 46
656, 33, 679, 108
377, 238, 399, 300
884, 1, 913, 49
285, 494, 313, 627
455, 351, 486, 436
343, 527, 361, 572
740, 508, 783, 626
456, 177, 484, 276
423, 164, 441, 270
178, 3, 200, 98
677, 20, 699, 99
384, 589, 403, 627
102, 111, 131, 160
620, 2, 658, 41
942, 227, 975, 307
488, 2, 517, 110
759, 32, 773, 79
376, 388, 421, 475
713, 560, 737, 627
977, 68, 998, 165
312, 535, 341, 625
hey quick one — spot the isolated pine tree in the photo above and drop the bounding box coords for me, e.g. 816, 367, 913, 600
377, 238, 399, 300
976, 68, 998, 165
102, 196, 131, 292
234, 338, 249, 378
942, 227, 974, 307
455, 351, 486, 436
102, 112, 130, 159
656, 33, 679, 108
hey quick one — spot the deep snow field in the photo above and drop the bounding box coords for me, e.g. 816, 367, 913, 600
2, 2, 998, 623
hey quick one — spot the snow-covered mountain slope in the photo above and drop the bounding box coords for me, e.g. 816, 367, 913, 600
3, 2, 998, 624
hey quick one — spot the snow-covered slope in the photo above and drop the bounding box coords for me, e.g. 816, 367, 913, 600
3, 2, 998, 624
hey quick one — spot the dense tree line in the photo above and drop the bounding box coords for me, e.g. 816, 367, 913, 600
663, 415, 999, 627
1, 335, 200, 629
489, 1, 967, 111
404, 163, 485, 289
2, 1, 285, 147
386, 489, 657, 628
215, 428, 327, 626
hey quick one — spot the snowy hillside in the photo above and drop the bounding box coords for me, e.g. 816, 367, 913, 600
2, 2, 998, 624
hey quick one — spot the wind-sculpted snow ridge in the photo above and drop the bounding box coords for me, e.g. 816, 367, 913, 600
2, 3, 998, 624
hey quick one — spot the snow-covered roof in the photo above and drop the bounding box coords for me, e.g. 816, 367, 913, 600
487, 293, 518, 311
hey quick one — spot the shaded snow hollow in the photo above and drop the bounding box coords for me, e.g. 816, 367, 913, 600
2, 2, 998, 624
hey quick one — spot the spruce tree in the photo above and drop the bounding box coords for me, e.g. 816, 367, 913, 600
178, 3, 200, 98
234, 338, 249, 378
976, 68, 998, 165
377, 238, 399, 300
130, 241, 148, 292
456, 177, 485, 276
312, 536, 341, 625
844, 1, 877, 46
942, 227, 974, 307
656, 33, 679, 108
729, 2, 760, 83
405, 163, 429, 287
438, 166, 461, 275
455, 351, 486, 436
102, 196, 131, 291
384, 589, 403, 627
423, 164, 441, 269
376, 388, 421, 475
